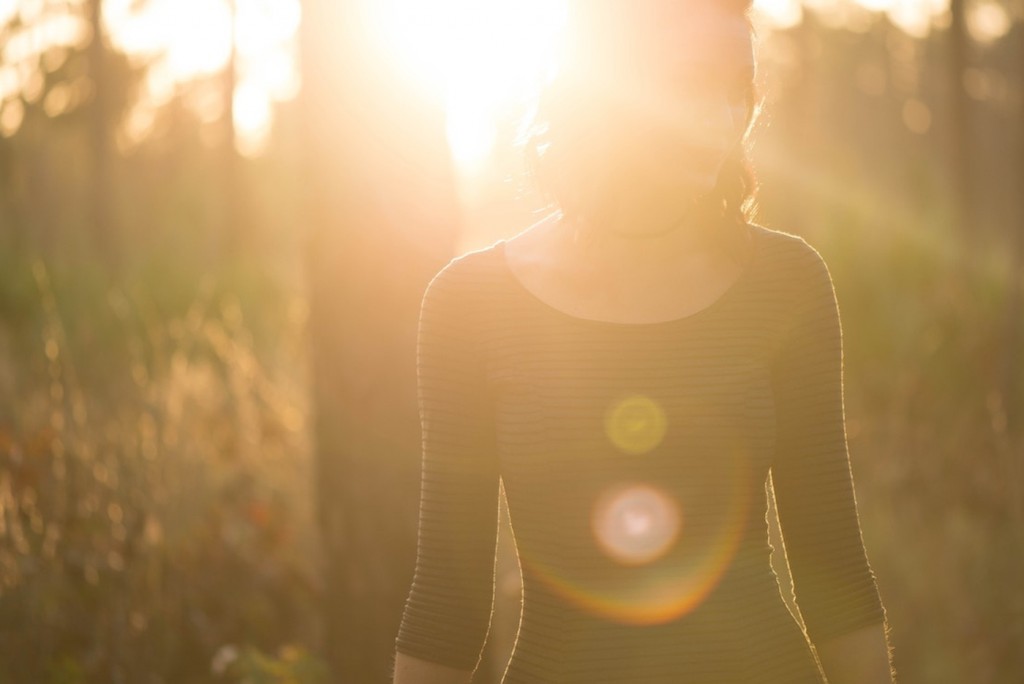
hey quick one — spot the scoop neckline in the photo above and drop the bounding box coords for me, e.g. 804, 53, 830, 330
495, 223, 760, 329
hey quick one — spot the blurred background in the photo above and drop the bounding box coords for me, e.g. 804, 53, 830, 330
1, 0, 1022, 682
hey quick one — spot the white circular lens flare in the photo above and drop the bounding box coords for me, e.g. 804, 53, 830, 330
592, 483, 681, 566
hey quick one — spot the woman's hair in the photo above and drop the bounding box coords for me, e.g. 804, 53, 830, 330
524, 0, 760, 246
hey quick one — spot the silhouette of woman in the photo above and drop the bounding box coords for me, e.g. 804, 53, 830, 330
393, 2, 894, 682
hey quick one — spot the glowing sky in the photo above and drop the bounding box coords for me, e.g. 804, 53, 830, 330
1, 0, 1014, 157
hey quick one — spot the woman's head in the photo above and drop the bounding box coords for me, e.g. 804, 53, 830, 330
527, 0, 759, 239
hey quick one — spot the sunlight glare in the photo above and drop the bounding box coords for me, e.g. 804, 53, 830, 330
17, 0, 44, 24
105, 0, 232, 76
753, 0, 803, 29
366, 0, 567, 171
104, 0, 301, 156
3, 14, 89, 65
0, 0, 17, 26
445, 91, 497, 171
888, 0, 946, 38
234, 78, 273, 158
236, 0, 301, 55
367, 0, 566, 99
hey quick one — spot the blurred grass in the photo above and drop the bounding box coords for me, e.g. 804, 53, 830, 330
0, 244, 324, 683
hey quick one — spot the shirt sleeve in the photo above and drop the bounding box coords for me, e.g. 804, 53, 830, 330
769, 241, 886, 644
394, 261, 502, 671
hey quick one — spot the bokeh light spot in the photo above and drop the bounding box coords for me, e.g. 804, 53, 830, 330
604, 394, 667, 455
967, 1, 1011, 45
591, 483, 681, 566
902, 98, 931, 135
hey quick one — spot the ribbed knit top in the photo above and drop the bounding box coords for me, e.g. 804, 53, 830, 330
395, 223, 886, 683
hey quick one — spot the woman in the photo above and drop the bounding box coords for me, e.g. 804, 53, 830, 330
393, 1, 894, 682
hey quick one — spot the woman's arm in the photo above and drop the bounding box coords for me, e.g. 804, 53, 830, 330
815, 622, 895, 684
768, 239, 892, 676
392, 259, 502, 681
393, 652, 473, 684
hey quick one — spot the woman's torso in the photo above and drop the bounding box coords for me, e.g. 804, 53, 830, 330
474, 224, 825, 683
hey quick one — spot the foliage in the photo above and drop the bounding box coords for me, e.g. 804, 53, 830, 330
212, 644, 330, 684
0, 246, 318, 683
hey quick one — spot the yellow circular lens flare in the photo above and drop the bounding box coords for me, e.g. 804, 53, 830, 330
604, 394, 667, 455
591, 483, 682, 566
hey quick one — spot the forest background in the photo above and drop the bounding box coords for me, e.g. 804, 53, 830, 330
1, 0, 1022, 682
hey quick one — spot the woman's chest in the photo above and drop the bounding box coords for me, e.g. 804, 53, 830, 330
483, 324, 779, 476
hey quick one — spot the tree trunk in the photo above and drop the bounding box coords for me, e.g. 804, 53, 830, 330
947, 0, 972, 235
221, 0, 242, 260
88, 0, 116, 266
1001, 23, 1024, 437
299, 1, 462, 680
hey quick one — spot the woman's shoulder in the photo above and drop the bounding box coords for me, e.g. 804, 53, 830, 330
749, 223, 834, 285
425, 213, 558, 300
421, 239, 506, 311
429, 242, 498, 280
750, 223, 826, 261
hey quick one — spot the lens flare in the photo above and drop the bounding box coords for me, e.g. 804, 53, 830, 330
517, 433, 755, 626
591, 483, 681, 565
516, 428, 757, 626
604, 394, 667, 455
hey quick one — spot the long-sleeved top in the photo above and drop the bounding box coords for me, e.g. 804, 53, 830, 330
395, 223, 886, 683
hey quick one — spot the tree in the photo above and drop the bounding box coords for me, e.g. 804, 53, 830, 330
299, 1, 463, 680
947, 0, 972, 233
87, 0, 116, 266
0, 0, 138, 264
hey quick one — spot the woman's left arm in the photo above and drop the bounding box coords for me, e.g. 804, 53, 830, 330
768, 239, 894, 682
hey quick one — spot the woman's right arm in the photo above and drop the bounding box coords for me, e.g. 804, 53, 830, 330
393, 652, 473, 684
392, 260, 502, 683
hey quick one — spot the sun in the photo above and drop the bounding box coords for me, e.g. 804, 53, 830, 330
362, 0, 811, 172
364, 0, 567, 171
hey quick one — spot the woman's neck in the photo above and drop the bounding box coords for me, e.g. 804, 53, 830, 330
560, 206, 720, 272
